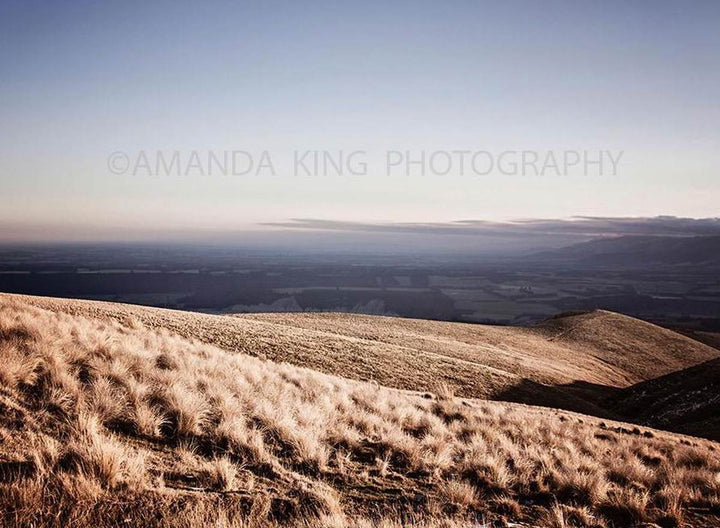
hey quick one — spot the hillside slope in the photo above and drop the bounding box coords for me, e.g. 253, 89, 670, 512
5, 294, 717, 420
1, 296, 719, 527
611, 358, 720, 441
241, 309, 717, 387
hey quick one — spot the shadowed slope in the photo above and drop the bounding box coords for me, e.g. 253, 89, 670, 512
611, 357, 720, 441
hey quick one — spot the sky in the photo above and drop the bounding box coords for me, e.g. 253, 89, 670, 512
0, 0, 719, 242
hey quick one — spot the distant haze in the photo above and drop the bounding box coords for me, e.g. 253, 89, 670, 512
1, 216, 719, 258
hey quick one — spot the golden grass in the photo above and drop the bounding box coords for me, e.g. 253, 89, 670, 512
9, 293, 717, 413
0, 297, 719, 527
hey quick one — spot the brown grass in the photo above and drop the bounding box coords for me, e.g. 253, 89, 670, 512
9, 293, 718, 418
0, 297, 719, 527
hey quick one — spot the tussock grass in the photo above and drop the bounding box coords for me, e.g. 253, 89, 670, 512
13, 292, 720, 421
0, 298, 719, 527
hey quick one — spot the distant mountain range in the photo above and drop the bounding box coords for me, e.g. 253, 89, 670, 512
533, 234, 720, 267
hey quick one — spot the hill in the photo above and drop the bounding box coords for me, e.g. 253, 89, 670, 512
6, 294, 718, 420
1, 295, 719, 527
611, 358, 720, 441
532, 235, 720, 267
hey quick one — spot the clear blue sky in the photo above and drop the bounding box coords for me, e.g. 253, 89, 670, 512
1, 1, 719, 240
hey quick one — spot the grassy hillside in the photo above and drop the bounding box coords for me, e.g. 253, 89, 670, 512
6, 294, 718, 420
0, 296, 719, 527
611, 358, 720, 441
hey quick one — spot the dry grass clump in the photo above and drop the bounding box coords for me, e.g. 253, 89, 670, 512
539, 503, 604, 528
204, 456, 238, 491
0, 299, 719, 527
62, 411, 147, 489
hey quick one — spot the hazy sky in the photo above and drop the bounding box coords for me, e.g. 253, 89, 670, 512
1, 1, 719, 241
